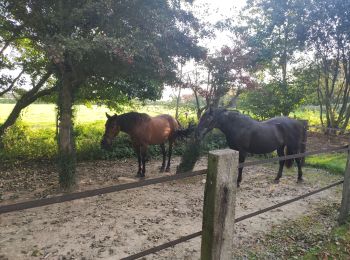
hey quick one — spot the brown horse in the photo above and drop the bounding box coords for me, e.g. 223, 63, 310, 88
101, 112, 181, 177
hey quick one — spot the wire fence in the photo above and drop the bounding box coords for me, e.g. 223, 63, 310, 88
309, 125, 350, 135
121, 179, 344, 260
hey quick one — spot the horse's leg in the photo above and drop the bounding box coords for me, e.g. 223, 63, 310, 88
160, 143, 166, 172
275, 146, 285, 183
140, 145, 148, 177
237, 151, 246, 187
165, 141, 173, 172
295, 157, 303, 183
134, 145, 142, 177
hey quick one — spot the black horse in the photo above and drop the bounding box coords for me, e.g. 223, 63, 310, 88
195, 108, 306, 187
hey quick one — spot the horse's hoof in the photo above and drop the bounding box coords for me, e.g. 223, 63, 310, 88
274, 179, 280, 184
297, 178, 303, 183
165, 168, 170, 172
159, 167, 165, 173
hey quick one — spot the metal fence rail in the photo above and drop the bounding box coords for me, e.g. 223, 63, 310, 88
121, 179, 344, 260
309, 125, 350, 134
1, 145, 348, 215
0, 169, 206, 215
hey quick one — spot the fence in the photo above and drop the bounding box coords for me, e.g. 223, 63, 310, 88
309, 125, 350, 135
1, 143, 350, 259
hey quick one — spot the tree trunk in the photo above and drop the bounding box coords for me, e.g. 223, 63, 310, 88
175, 84, 182, 120
57, 72, 76, 190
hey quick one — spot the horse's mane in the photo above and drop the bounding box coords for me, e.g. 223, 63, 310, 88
217, 108, 253, 121
118, 112, 151, 123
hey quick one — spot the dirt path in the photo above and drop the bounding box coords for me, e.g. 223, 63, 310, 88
0, 156, 343, 260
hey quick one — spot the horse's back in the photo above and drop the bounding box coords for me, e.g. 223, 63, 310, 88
145, 114, 179, 144
265, 117, 303, 147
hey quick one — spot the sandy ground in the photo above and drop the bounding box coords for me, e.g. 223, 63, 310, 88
0, 154, 343, 260
0, 131, 347, 259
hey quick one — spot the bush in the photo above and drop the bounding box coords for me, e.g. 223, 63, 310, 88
0, 121, 56, 160
238, 81, 306, 119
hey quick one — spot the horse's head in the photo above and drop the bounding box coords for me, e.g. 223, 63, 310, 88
101, 113, 120, 151
195, 107, 219, 140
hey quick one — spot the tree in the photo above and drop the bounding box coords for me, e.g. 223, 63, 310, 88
2, 0, 205, 188
238, 80, 307, 119
234, 0, 309, 116
184, 46, 255, 119
306, 0, 350, 130
0, 27, 56, 140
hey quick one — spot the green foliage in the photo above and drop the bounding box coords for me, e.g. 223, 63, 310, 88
177, 130, 228, 172
238, 81, 306, 119
291, 106, 322, 126
177, 139, 202, 173
2, 0, 206, 104
0, 98, 16, 104
0, 121, 56, 160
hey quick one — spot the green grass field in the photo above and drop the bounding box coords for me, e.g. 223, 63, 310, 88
0, 103, 188, 127
0, 103, 322, 127
0, 104, 109, 128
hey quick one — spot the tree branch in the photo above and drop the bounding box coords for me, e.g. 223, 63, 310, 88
0, 69, 25, 97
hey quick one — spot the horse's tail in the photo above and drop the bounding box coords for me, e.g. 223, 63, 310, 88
284, 146, 294, 168
174, 121, 196, 140
285, 120, 307, 168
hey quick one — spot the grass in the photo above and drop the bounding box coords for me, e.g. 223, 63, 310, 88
291, 106, 322, 126
306, 153, 347, 175
241, 203, 350, 259
303, 220, 350, 259
0, 103, 196, 128
0, 103, 324, 128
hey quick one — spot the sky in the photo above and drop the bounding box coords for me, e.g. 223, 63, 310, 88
163, 0, 247, 100
193, 0, 246, 50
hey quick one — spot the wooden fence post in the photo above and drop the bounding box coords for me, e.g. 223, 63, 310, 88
200, 149, 238, 260
339, 145, 350, 224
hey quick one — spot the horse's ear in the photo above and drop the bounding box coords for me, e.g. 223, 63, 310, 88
106, 112, 111, 119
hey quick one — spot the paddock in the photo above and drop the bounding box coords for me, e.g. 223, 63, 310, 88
0, 153, 345, 259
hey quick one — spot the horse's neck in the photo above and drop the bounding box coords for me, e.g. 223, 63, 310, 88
217, 113, 255, 136
117, 115, 132, 134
